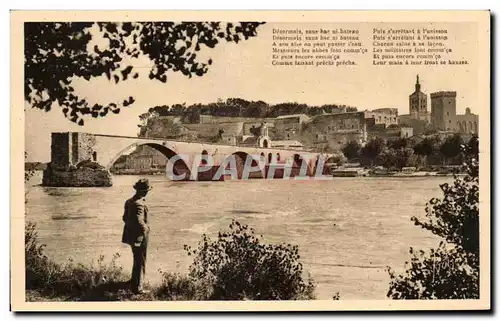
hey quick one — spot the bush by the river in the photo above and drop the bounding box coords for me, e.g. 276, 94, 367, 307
387, 139, 479, 299
184, 220, 317, 300
26, 221, 137, 301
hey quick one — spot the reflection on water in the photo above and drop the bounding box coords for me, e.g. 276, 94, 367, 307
25, 173, 451, 299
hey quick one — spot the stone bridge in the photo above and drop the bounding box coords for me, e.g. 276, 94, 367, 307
43, 132, 334, 186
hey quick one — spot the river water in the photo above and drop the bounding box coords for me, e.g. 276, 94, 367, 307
25, 173, 451, 300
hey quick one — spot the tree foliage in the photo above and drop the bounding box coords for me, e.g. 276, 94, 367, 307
183, 220, 317, 300
360, 137, 386, 166
413, 137, 435, 157
387, 245, 478, 299
25, 22, 265, 125
138, 98, 358, 127
439, 133, 463, 164
377, 147, 416, 170
387, 138, 409, 150
387, 142, 479, 299
340, 135, 476, 169
341, 140, 361, 161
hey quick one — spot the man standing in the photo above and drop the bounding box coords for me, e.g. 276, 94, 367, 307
122, 178, 152, 294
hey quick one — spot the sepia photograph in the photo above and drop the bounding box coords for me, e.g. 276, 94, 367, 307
11, 10, 490, 311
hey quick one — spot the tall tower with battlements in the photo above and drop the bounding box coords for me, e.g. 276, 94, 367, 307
409, 75, 430, 122
431, 91, 457, 131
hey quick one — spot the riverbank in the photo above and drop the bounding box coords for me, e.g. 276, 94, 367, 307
25, 221, 209, 302
25, 219, 317, 302
330, 169, 462, 178
371, 171, 465, 178
26, 275, 199, 302
329, 164, 465, 178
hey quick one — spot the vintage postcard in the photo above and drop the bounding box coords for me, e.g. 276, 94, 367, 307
11, 10, 490, 311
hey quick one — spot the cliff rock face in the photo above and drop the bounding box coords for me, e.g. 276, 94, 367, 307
42, 164, 112, 187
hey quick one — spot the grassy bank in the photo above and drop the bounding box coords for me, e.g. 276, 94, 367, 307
25, 220, 319, 301
26, 222, 222, 301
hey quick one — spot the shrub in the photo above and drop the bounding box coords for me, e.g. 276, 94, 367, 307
387, 244, 478, 299
25, 221, 60, 290
387, 144, 479, 299
55, 253, 126, 298
26, 221, 129, 300
184, 220, 316, 300
155, 271, 209, 300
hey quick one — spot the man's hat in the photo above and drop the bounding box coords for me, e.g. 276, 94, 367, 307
133, 178, 153, 191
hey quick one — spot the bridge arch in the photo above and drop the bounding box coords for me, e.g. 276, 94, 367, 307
223, 151, 263, 179
107, 142, 191, 179
200, 149, 209, 165
291, 153, 315, 176
317, 155, 338, 175
292, 153, 304, 167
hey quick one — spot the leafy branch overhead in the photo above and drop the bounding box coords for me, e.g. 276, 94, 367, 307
25, 22, 265, 125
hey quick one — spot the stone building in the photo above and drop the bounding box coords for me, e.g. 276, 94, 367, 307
289, 110, 402, 151
271, 140, 304, 150
386, 125, 414, 139
126, 154, 154, 171
110, 145, 168, 173
182, 121, 244, 143
240, 122, 272, 148
369, 108, 399, 126
430, 91, 457, 131
273, 114, 310, 140
409, 75, 430, 122
400, 127, 414, 138
304, 112, 368, 151
456, 107, 479, 134
133, 145, 167, 167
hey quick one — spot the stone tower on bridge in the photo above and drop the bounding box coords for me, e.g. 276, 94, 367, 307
43, 132, 112, 187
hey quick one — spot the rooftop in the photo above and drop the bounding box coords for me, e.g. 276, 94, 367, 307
430, 91, 457, 97
276, 114, 310, 120
271, 140, 304, 147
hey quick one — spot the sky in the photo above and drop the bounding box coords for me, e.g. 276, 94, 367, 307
25, 21, 479, 162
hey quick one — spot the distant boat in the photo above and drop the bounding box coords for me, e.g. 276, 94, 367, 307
331, 167, 368, 177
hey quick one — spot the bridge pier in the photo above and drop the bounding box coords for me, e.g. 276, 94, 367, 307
43, 162, 112, 187
42, 133, 113, 187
